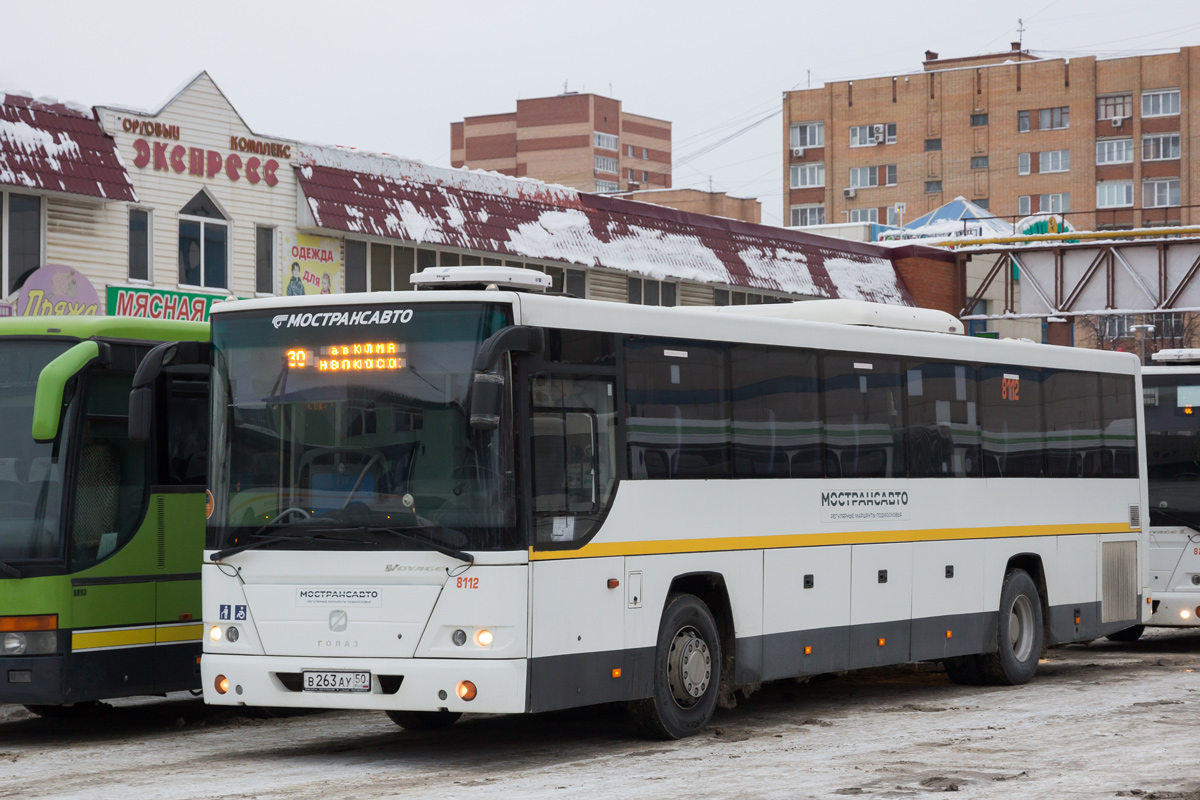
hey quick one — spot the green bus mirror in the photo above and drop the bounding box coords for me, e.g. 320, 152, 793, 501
128, 340, 211, 442
32, 340, 110, 443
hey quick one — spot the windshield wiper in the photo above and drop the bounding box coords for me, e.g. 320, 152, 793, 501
210, 533, 316, 563
365, 525, 475, 566
1150, 506, 1200, 532
0, 560, 23, 578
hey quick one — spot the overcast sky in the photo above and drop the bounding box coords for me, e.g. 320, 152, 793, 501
2, 0, 1198, 225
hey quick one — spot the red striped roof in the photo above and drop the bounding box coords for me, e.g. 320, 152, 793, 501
296, 147, 915, 304
0, 93, 136, 202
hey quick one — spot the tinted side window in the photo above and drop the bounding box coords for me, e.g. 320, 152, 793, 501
823, 355, 906, 478
1101, 373, 1138, 478
730, 345, 822, 478
980, 365, 1044, 477
1044, 370, 1102, 477
159, 371, 209, 486
625, 338, 729, 479
905, 361, 980, 477
545, 329, 615, 366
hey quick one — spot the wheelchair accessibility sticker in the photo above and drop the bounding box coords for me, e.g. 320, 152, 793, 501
219, 605, 247, 621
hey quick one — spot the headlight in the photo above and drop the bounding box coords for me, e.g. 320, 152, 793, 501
226, 626, 240, 643
2, 631, 55, 656
474, 629, 493, 647
209, 625, 223, 642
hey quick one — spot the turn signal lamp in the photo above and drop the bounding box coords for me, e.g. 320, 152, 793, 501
209, 625, 223, 642
215, 675, 229, 695
456, 680, 477, 701
474, 629, 493, 647
0, 615, 57, 632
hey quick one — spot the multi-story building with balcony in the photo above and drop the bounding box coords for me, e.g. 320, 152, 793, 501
451, 92, 671, 193
783, 44, 1200, 231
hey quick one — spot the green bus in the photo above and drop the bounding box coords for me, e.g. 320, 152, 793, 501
0, 317, 209, 714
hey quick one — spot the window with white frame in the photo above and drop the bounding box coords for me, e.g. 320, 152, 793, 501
177, 190, 228, 290
790, 162, 824, 188
1096, 138, 1134, 165
1143, 133, 1181, 161
885, 123, 897, 144
1096, 181, 1134, 209
593, 131, 618, 150
595, 179, 619, 193
1039, 107, 1069, 130
627, 276, 676, 306
1150, 312, 1184, 339
2, 191, 44, 295
1102, 314, 1131, 340
1142, 89, 1180, 117
887, 206, 901, 226
642, 147, 648, 159
255, 225, 274, 294
1039, 192, 1070, 213
849, 166, 878, 188
1018, 195, 1031, 216
128, 208, 151, 282
1144, 178, 1181, 208
885, 164, 897, 185
1018, 152, 1031, 175
790, 204, 825, 226
628, 168, 635, 182
627, 145, 634, 157
594, 155, 618, 174
790, 121, 825, 148
1018, 110, 1030, 132
1039, 149, 1070, 173
848, 208, 878, 223
849, 125, 885, 147
1097, 94, 1133, 120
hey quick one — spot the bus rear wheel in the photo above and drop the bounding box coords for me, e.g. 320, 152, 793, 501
979, 569, 1043, 686
385, 710, 462, 731
630, 593, 721, 740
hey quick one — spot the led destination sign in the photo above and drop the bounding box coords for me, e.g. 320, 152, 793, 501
286, 342, 405, 372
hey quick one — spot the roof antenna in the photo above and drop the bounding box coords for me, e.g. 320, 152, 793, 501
1017, 18, 1025, 60
563, 79, 568, 94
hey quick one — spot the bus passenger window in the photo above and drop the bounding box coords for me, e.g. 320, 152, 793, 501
1044, 370, 1102, 478
731, 345, 822, 478
1100, 374, 1137, 478
905, 361, 980, 478
980, 365, 1045, 478
822, 355, 906, 479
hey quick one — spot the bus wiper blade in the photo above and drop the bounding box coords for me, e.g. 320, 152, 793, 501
210, 532, 323, 563
369, 526, 475, 566
1150, 506, 1200, 532
0, 560, 23, 578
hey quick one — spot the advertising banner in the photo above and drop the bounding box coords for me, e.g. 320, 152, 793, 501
15, 265, 101, 316
282, 233, 342, 296
108, 286, 224, 321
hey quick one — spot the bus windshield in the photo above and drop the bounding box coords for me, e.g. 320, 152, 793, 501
0, 340, 74, 568
1145, 372, 1200, 526
208, 302, 518, 553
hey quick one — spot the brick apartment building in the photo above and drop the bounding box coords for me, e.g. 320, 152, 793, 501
451, 93, 671, 193
783, 44, 1200, 231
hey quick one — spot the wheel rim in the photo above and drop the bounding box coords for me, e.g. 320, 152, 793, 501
1008, 593, 1036, 662
667, 625, 712, 708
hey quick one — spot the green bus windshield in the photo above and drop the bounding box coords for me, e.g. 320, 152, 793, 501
0, 340, 74, 565
208, 302, 519, 553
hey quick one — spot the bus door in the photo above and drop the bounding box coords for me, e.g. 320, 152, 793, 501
520, 330, 626, 711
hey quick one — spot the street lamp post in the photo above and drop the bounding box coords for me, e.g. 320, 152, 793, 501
1129, 323, 1156, 365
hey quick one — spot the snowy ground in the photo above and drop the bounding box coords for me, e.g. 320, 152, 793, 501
3, 630, 1200, 800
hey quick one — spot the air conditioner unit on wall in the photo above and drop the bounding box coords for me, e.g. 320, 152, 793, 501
873, 124, 885, 136
1112, 117, 1124, 128
843, 187, 857, 199
792, 147, 805, 158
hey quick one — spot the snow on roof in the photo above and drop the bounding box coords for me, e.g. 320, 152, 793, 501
0, 92, 136, 202
296, 146, 914, 304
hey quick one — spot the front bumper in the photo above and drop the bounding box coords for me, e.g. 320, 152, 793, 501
1149, 591, 1200, 627
202, 653, 527, 715
0, 654, 65, 705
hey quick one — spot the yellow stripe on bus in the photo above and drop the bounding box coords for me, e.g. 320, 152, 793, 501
72, 623, 204, 651
72, 626, 156, 651
529, 522, 1136, 561
155, 623, 203, 644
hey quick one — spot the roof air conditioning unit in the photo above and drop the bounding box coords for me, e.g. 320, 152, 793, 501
843, 187, 857, 199
792, 147, 805, 158
1112, 117, 1124, 128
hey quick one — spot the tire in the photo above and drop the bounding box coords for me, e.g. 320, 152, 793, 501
385, 709, 461, 731
979, 569, 1043, 686
942, 654, 986, 686
629, 593, 722, 740
1106, 624, 1145, 643
22, 701, 101, 717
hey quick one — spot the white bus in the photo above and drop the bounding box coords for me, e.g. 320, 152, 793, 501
1132, 349, 1200, 637
185, 267, 1148, 739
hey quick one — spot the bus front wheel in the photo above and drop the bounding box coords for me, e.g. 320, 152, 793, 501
630, 593, 721, 740
979, 569, 1043, 686
385, 709, 461, 731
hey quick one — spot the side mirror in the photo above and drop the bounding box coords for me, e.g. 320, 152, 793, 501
468, 326, 544, 431
469, 373, 505, 430
128, 340, 211, 442
32, 341, 111, 443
